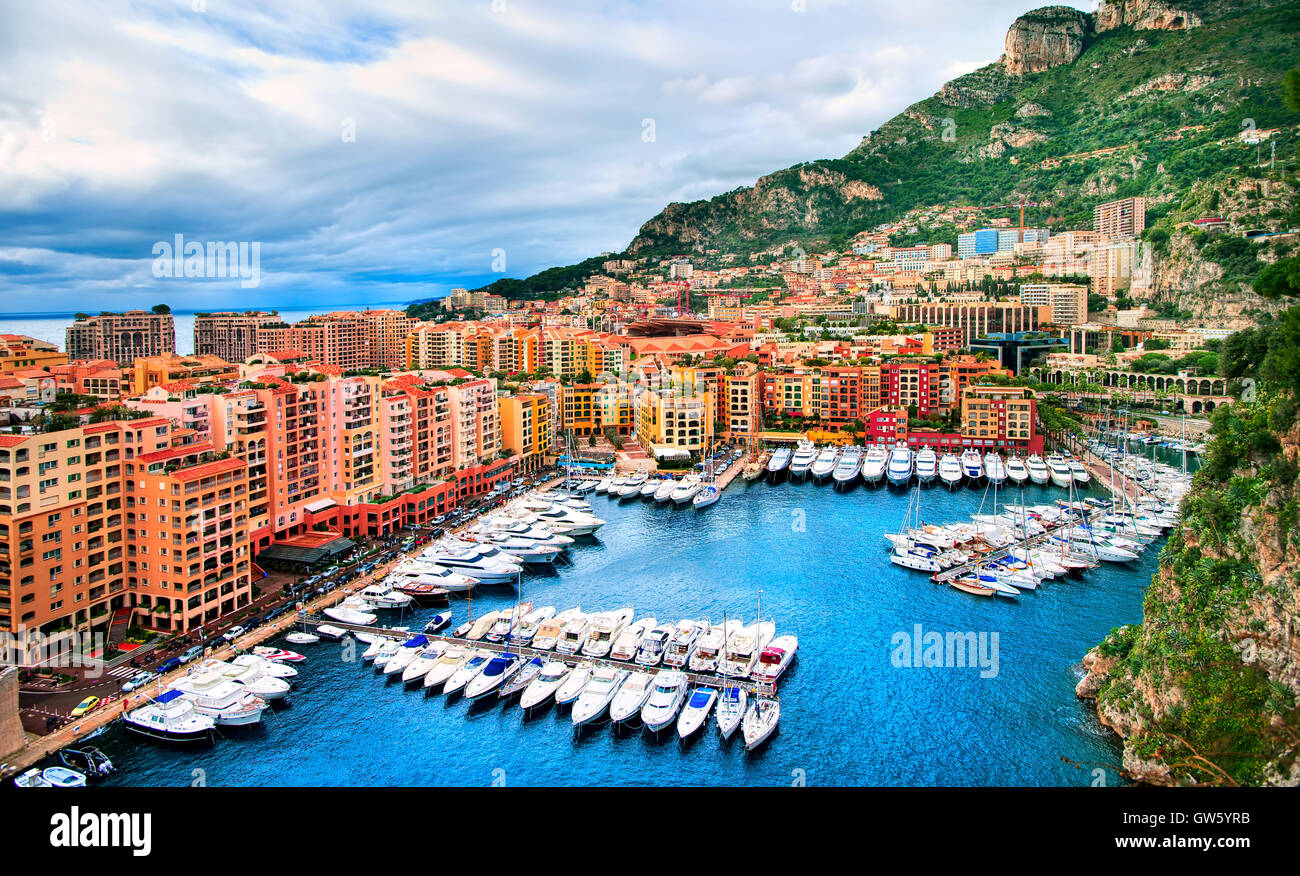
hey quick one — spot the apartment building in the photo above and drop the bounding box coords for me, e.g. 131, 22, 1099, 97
193, 311, 285, 363
65, 311, 176, 365
49, 361, 124, 402
1019, 284, 1090, 326
499, 393, 552, 471
960, 385, 1038, 451
887, 302, 1047, 346
636, 385, 710, 457
558, 381, 634, 437
131, 353, 240, 396
0, 335, 67, 373
720, 364, 762, 441
1093, 196, 1147, 240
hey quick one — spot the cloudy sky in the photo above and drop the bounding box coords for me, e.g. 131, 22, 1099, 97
0, 0, 1094, 315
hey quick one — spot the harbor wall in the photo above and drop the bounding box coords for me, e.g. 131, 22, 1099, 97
0, 667, 24, 760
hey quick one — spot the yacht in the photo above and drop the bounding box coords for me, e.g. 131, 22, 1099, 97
486, 602, 533, 643
1069, 457, 1091, 484
742, 696, 780, 751
571, 666, 628, 725
167, 673, 266, 726
464, 653, 523, 700
192, 659, 291, 701
765, 446, 792, 478
634, 623, 675, 666
387, 561, 478, 593
1026, 454, 1050, 484
861, 445, 889, 484
381, 635, 432, 677
609, 670, 655, 723
938, 453, 963, 488
594, 477, 613, 493
752, 634, 798, 682
519, 661, 572, 710
422, 646, 469, 691
809, 446, 840, 482
610, 616, 656, 662
402, 641, 449, 685
122, 689, 216, 744
688, 620, 738, 673
499, 656, 546, 700
527, 503, 606, 535
914, 447, 938, 483
461, 610, 501, 641
475, 518, 574, 547
886, 442, 914, 487
1046, 455, 1074, 488
984, 453, 1007, 485
715, 686, 748, 740
832, 446, 864, 487
616, 472, 648, 498
663, 618, 708, 668
555, 612, 594, 655
234, 653, 298, 678
582, 607, 635, 658
1005, 456, 1029, 484
422, 545, 521, 584
553, 661, 595, 706
717, 621, 776, 678
670, 475, 702, 505
532, 608, 582, 651
638, 477, 660, 499
465, 533, 563, 566
788, 441, 817, 479
323, 603, 377, 626
653, 478, 678, 502
640, 670, 689, 732
508, 605, 557, 646
355, 581, 414, 610
443, 649, 493, 696
676, 687, 717, 739
693, 482, 720, 509
960, 449, 984, 482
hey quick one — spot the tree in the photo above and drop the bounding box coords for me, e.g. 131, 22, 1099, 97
1284, 66, 1300, 113
151, 303, 171, 314
1261, 308, 1300, 395
1253, 257, 1300, 300
1145, 338, 1171, 351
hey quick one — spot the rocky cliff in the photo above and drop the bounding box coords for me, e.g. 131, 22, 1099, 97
1095, 0, 1204, 32
1001, 6, 1089, 76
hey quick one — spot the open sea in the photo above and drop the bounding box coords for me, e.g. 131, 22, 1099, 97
84, 473, 1167, 788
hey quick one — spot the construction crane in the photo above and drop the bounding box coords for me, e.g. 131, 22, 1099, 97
987, 199, 1042, 243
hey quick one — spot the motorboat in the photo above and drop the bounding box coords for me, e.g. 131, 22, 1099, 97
122, 689, 216, 744
788, 441, 817, 478
422, 545, 521, 584
693, 483, 720, 509
616, 471, 648, 498
640, 670, 688, 732
571, 666, 628, 725
914, 447, 938, 483
315, 624, 348, 640
465, 532, 563, 566
609, 671, 655, 723
861, 446, 888, 484
832, 445, 863, 487
742, 696, 780, 750
984, 453, 1007, 485
41, 766, 88, 788
362, 635, 390, 662
1005, 456, 1029, 484
499, 656, 546, 700
594, 477, 613, 493
13, 769, 52, 787
285, 631, 320, 646
423, 610, 453, 634
387, 562, 478, 593
252, 646, 305, 664
554, 661, 595, 706
59, 745, 114, 778
526, 503, 606, 535
355, 581, 414, 610
663, 618, 708, 668
423, 646, 469, 691
461, 610, 501, 642
610, 616, 656, 662
938, 453, 963, 488
323, 604, 377, 626
1026, 454, 1050, 484
475, 518, 574, 546
960, 449, 984, 482
715, 685, 747, 740
167, 673, 266, 726
519, 661, 572, 710
532, 608, 582, 651
717, 621, 775, 678
1069, 457, 1091, 484
486, 601, 533, 643
443, 649, 493, 696
886, 442, 914, 486
809, 446, 840, 482
509, 605, 557, 646
653, 478, 678, 502
382, 635, 432, 677
231, 653, 298, 680
464, 653, 523, 700
582, 607, 635, 658
1046, 455, 1074, 488
371, 638, 403, 669
688, 620, 739, 673
765, 446, 792, 477
402, 641, 449, 684
639, 477, 660, 499
193, 659, 291, 701
556, 612, 594, 655
670, 475, 702, 505
889, 545, 943, 573
634, 623, 675, 666
752, 634, 798, 682
676, 687, 717, 739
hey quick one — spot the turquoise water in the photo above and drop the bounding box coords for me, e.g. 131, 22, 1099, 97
93, 476, 1158, 787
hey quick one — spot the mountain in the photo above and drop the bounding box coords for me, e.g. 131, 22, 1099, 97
457, 0, 1300, 325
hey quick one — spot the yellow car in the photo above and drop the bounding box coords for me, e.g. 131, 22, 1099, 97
69, 696, 100, 718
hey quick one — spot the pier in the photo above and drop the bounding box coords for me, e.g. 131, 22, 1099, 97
294, 613, 772, 696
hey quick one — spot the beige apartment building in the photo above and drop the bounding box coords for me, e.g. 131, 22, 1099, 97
66, 311, 176, 365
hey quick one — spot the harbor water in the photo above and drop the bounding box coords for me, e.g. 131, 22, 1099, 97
94, 476, 1159, 787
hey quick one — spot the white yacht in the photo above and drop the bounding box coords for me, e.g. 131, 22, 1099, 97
519, 661, 572, 710
809, 446, 840, 482
742, 696, 780, 750
555, 612, 594, 655
122, 689, 216, 744
688, 620, 738, 673
508, 605, 557, 646
231, 653, 297, 680
670, 475, 702, 505
323, 603, 377, 626
1046, 455, 1074, 488
475, 518, 574, 547
788, 441, 817, 479
716, 685, 747, 740
766, 446, 792, 477
464, 654, 523, 700
610, 616, 656, 662
466, 532, 563, 566
355, 581, 414, 610
914, 447, 938, 483
1026, 454, 1050, 484
959, 449, 983, 482
640, 670, 688, 732
386, 561, 478, 593
832, 446, 863, 487
751, 634, 798, 682
693, 482, 721, 509
167, 673, 266, 726
402, 641, 449, 685
553, 661, 595, 706
886, 442, 914, 486
717, 621, 775, 678
443, 649, 493, 696
1005, 456, 1029, 484
676, 687, 717, 739
984, 453, 1007, 485
486, 602, 533, 643
634, 623, 675, 666
532, 608, 582, 651
500, 656, 547, 700
616, 472, 648, 498
1069, 457, 1091, 484
581, 607, 635, 658
638, 478, 660, 499
422, 647, 469, 691
571, 666, 628, 725
938, 453, 963, 488
653, 478, 677, 502
663, 618, 708, 668
421, 545, 521, 584
861, 446, 889, 484
609, 670, 655, 724
527, 503, 606, 535
382, 635, 433, 677
192, 659, 290, 701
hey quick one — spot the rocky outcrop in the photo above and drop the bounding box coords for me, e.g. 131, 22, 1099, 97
1015, 102, 1053, 119
1001, 6, 1088, 76
1095, 0, 1203, 32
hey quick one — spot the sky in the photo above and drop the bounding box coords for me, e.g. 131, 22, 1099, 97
0, 0, 1096, 314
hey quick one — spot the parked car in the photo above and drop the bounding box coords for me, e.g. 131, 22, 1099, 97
220, 625, 246, 643
121, 671, 157, 693
178, 645, 204, 664
69, 695, 101, 718
157, 657, 182, 674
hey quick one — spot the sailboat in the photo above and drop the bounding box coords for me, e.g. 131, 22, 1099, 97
693, 415, 721, 509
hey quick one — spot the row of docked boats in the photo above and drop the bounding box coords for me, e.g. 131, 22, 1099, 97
764, 440, 1092, 490
119, 648, 306, 744
593, 471, 721, 509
